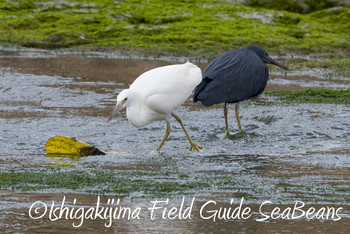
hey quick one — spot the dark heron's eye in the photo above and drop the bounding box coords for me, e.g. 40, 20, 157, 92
264, 53, 268, 57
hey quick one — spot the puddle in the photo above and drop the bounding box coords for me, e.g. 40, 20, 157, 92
0, 50, 349, 232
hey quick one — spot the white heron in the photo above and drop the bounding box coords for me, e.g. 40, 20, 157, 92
107, 62, 203, 152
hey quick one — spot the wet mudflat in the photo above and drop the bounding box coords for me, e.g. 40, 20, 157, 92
0, 49, 349, 233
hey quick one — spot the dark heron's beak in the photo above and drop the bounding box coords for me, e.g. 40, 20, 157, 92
107, 102, 123, 123
268, 57, 289, 70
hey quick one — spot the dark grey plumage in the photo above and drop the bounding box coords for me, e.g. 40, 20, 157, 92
193, 46, 288, 134
194, 46, 271, 105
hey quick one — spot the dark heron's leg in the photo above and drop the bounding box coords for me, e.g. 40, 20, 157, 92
224, 102, 230, 136
171, 112, 202, 151
154, 120, 171, 152
235, 102, 242, 132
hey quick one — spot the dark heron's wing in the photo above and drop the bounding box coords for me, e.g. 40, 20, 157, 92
193, 48, 268, 106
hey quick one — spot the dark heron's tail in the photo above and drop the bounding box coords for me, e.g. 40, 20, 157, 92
193, 77, 211, 103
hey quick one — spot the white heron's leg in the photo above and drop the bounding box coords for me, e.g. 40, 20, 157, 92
171, 112, 202, 151
235, 102, 242, 132
224, 102, 230, 136
154, 120, 172, 152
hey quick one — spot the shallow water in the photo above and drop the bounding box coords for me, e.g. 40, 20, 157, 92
0, 50, 349, 233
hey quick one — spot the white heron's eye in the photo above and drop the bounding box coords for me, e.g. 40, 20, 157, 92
124, 98, 128, 102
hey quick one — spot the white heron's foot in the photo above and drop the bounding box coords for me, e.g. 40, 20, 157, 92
189, 141, 203, 152
225, 129, 231, 136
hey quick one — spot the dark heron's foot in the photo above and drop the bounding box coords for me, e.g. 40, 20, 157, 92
227, 132, 245, 140
227, 131, 260, 140
189, 141, 203, 151
226, 127, 242, 136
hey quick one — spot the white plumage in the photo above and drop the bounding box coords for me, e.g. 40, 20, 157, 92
108, 62, 203, 152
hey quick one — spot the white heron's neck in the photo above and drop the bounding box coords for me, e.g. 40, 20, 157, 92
124, 90, 146, 128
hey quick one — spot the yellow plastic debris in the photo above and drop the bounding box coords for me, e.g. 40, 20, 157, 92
45, 136, 105, 156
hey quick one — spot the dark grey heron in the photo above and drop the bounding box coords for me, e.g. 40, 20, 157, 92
193, 46, 289, 135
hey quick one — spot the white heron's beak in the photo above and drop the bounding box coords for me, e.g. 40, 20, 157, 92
107, 102, 124, 123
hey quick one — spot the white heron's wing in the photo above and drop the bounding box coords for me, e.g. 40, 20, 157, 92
131, 62, 201, 115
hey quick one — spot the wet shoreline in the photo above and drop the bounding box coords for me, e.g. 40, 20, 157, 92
0, 49, 349, 232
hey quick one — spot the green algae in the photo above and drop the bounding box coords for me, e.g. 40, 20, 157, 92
0, 162, 348, 203
0, 0, 349, 59
246, 0, 340, 14
0, 169, 210, 195
265, 89, 350, 104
